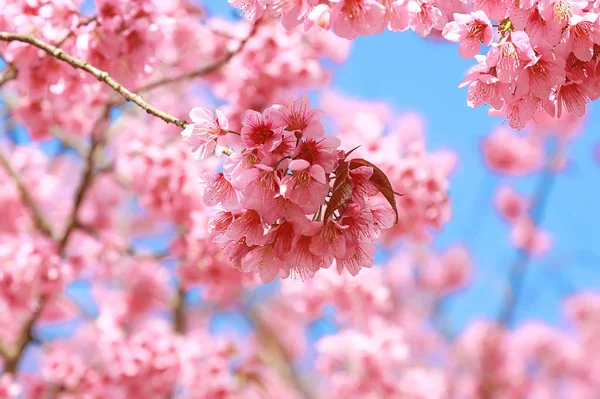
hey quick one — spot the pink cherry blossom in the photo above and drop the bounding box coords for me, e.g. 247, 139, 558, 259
443, 11, 494, 58
482, 127, 544, 175
271, 94, 326, 139
280, 159, 329, 214
510, 216, 552, 257
181, 108, 230, 160
494, 185, 528, 221
240, 109, 285, 151
1, 2, 600, 398
229, 0, 267, 21
330, 0, 387, 39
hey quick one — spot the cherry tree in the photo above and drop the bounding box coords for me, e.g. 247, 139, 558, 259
0, 0, 599, 398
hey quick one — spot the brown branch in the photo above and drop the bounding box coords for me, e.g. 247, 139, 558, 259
2, 298, 46, 374
0, 31, 188, 128
75, 221, 169, 261
172, 285, 187, 334
134, 18, 262, 94
1, 14, 96, 90
0, 63, 17, 87
0, 31, 240, 157
58, 106, 111, 252
0, 109, 112, 373
0, 150, 55, 238
247, 307, 314, 399
55, 15, 98, 48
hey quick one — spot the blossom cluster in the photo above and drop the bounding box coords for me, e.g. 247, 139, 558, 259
320, 92, 454, 242
182, 95, 401, 282
230, 0, 600, 128
277, 254, 600, 398
0, 1, 346, 141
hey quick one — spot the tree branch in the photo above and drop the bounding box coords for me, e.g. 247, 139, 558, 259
58, 106, 111, 253
497, 155, 558, 326
2, 298, 46, 374
172, 285, 187, 334
247, 307, 314, 399
134, 18, 262, 94
0, 63, 17, 87
0, 31, 188, 128
0, 150, 55, 238
55, 15, 98, 48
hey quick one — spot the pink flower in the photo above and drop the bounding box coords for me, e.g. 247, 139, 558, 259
283, 234, 333, 280
198, 172, 238, 209
474, 0, 510, 20
525, 47, 566, 100
482, 127, 544, 175
294, 136, 341, 173
494, 185, 527, 221
348, 166, 379, 205
336, 241, 376, 276
330, 0, 387, 40
0, 374, 19, 398
442, 11, 493, 59
406, 0, 447, 37
498, 94, 540, 130
420, 246, 472, 294
223, 152, 260, 190
510, 217, 552, 257
538, 0, 588, 26
271, 95, 326, 139
459, 55, 505, 110
219, 238, 253, 270
266, 219, 306, 258
239, 164, 281, 210
486, 31, 538, 84
241, 244, 281, 283
561, 13, 600, 62
240, 109, 285, 151
229, 0, 267, 21
272, 0, 313, 30
554, 81, 589, 117
181, 108, 229, 160
280, 159, 330, 214
388, 0, 410, 32
306, 3, 333, 30
310, 220, 348, 259
511, 6, 563, 47
225, 210, 267, 245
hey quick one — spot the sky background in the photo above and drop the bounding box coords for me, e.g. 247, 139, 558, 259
203, 1, 600, 333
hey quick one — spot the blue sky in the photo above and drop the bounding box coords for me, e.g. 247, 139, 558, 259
204, 1, 600, 332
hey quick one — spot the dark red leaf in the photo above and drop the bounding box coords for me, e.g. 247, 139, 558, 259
332, 160, 349, 192
349, 158, 400, 224
324, 160, 352, 223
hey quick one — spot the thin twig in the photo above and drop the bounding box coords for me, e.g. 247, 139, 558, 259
76, 221, 169, 260
172, 285, 187, 334
0, 150, 55, 238
58, 106, 111, 252
0, 31, 188, 128
55, 15, 98, 48
134, 18, 262, 94
247, 307, 314, 399
2, 299, 46, 374
0, 63, 17, 87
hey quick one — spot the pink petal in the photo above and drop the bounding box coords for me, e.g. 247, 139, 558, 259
288, 159, 310, 171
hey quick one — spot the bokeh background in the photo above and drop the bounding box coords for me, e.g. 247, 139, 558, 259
1, 0, 599, 378
203, 0, 600, 333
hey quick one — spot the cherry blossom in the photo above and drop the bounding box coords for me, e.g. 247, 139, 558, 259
0, 1, 598, 398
